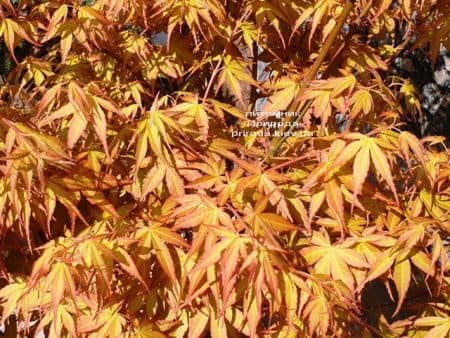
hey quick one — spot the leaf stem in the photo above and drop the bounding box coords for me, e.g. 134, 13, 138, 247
202, 58, 223, 102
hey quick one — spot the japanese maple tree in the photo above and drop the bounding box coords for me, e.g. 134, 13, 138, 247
0, 0, 449, 337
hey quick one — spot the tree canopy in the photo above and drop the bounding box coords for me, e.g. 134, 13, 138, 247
0, 0, 449, 337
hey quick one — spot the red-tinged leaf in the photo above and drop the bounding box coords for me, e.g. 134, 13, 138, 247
43, 263, 74, 316
188, 309, 209, 338
425, 324, 450, 338
302, 163, 329, 191
324, 75, 357, 97
38, 103, 76, 127
262, 77, 300, 113
151, 233, 177, 283
350, 90, 373, 117
44, 5, 68, 41
44, 185, 56, 231
312, 91, 332, 127
261, 251, 279, 297
308, 0, 328, 47
77, 312, 108, 334
374, 0, 393, 18
82, 190, 120, 219
410, 250, 434, 276
324, 178, 345, 230
1, 19, 38, 62
288, 196, 309, 228
221, 241, 241, 295
368, 139, 398, 203
68, 81, 91, 116
225, 307, 249, 336
134, 129, 148, 172
338, 249, 369, 269
330, 252, 354, 288
395, 221, 427, 251
431, 235, 446, 268
0, 281, 27, 322
47, 181, 88, 226
282, 272, 298, 329
393, 258, 411, 316
210, 307, 228, 338
245, 289, 261, 338
254, 194, 270, 214
415, 317, 450, 327
190, 238, 234, 275
151, 226, 189, 248
1, 19, 17, 62
259, 213, 297, 232
303, 295, 329, 335
352, 140, 370, 199
78, 6, 112, 25
218, 55, 256, 107
60, 306, 77, 338
301, 246, 327, 265
147, 122, 164, 159
67, 111, 88, 149
91, 99, 110, 158
332, 140, 363, 170
362, 251, 397, 288
94, 96, 123, 117
399, 131, 426, 165
60, 26, 74, 63
166, 167, 185, 197
308, 190, 325, 227
236, 174, 262, 195
208, 139, 248, 163
112, 247, 149, 291
224, 156, 259, 176
37, 84, 63, 116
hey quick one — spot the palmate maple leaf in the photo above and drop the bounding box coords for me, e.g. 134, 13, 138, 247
173, 193, 233, 229
169, 93, 210, 138
301, 232, 369, 290
185, 155, 226, 190
134, 221, 188, 284
298, 76, 355, 127
303, 134, 400, 208
416, 317, 450, 338
262, 76, 301, 113
0, 18, 39, 63
163, 0, 226, 44
38, 82, 124, 158
244, 194, 298, 236
216, 55, 258, 108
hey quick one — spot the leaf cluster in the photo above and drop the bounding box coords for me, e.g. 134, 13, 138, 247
0, 0, 449, 337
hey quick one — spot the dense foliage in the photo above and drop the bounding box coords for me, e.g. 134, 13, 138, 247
0, 0, 449, 337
